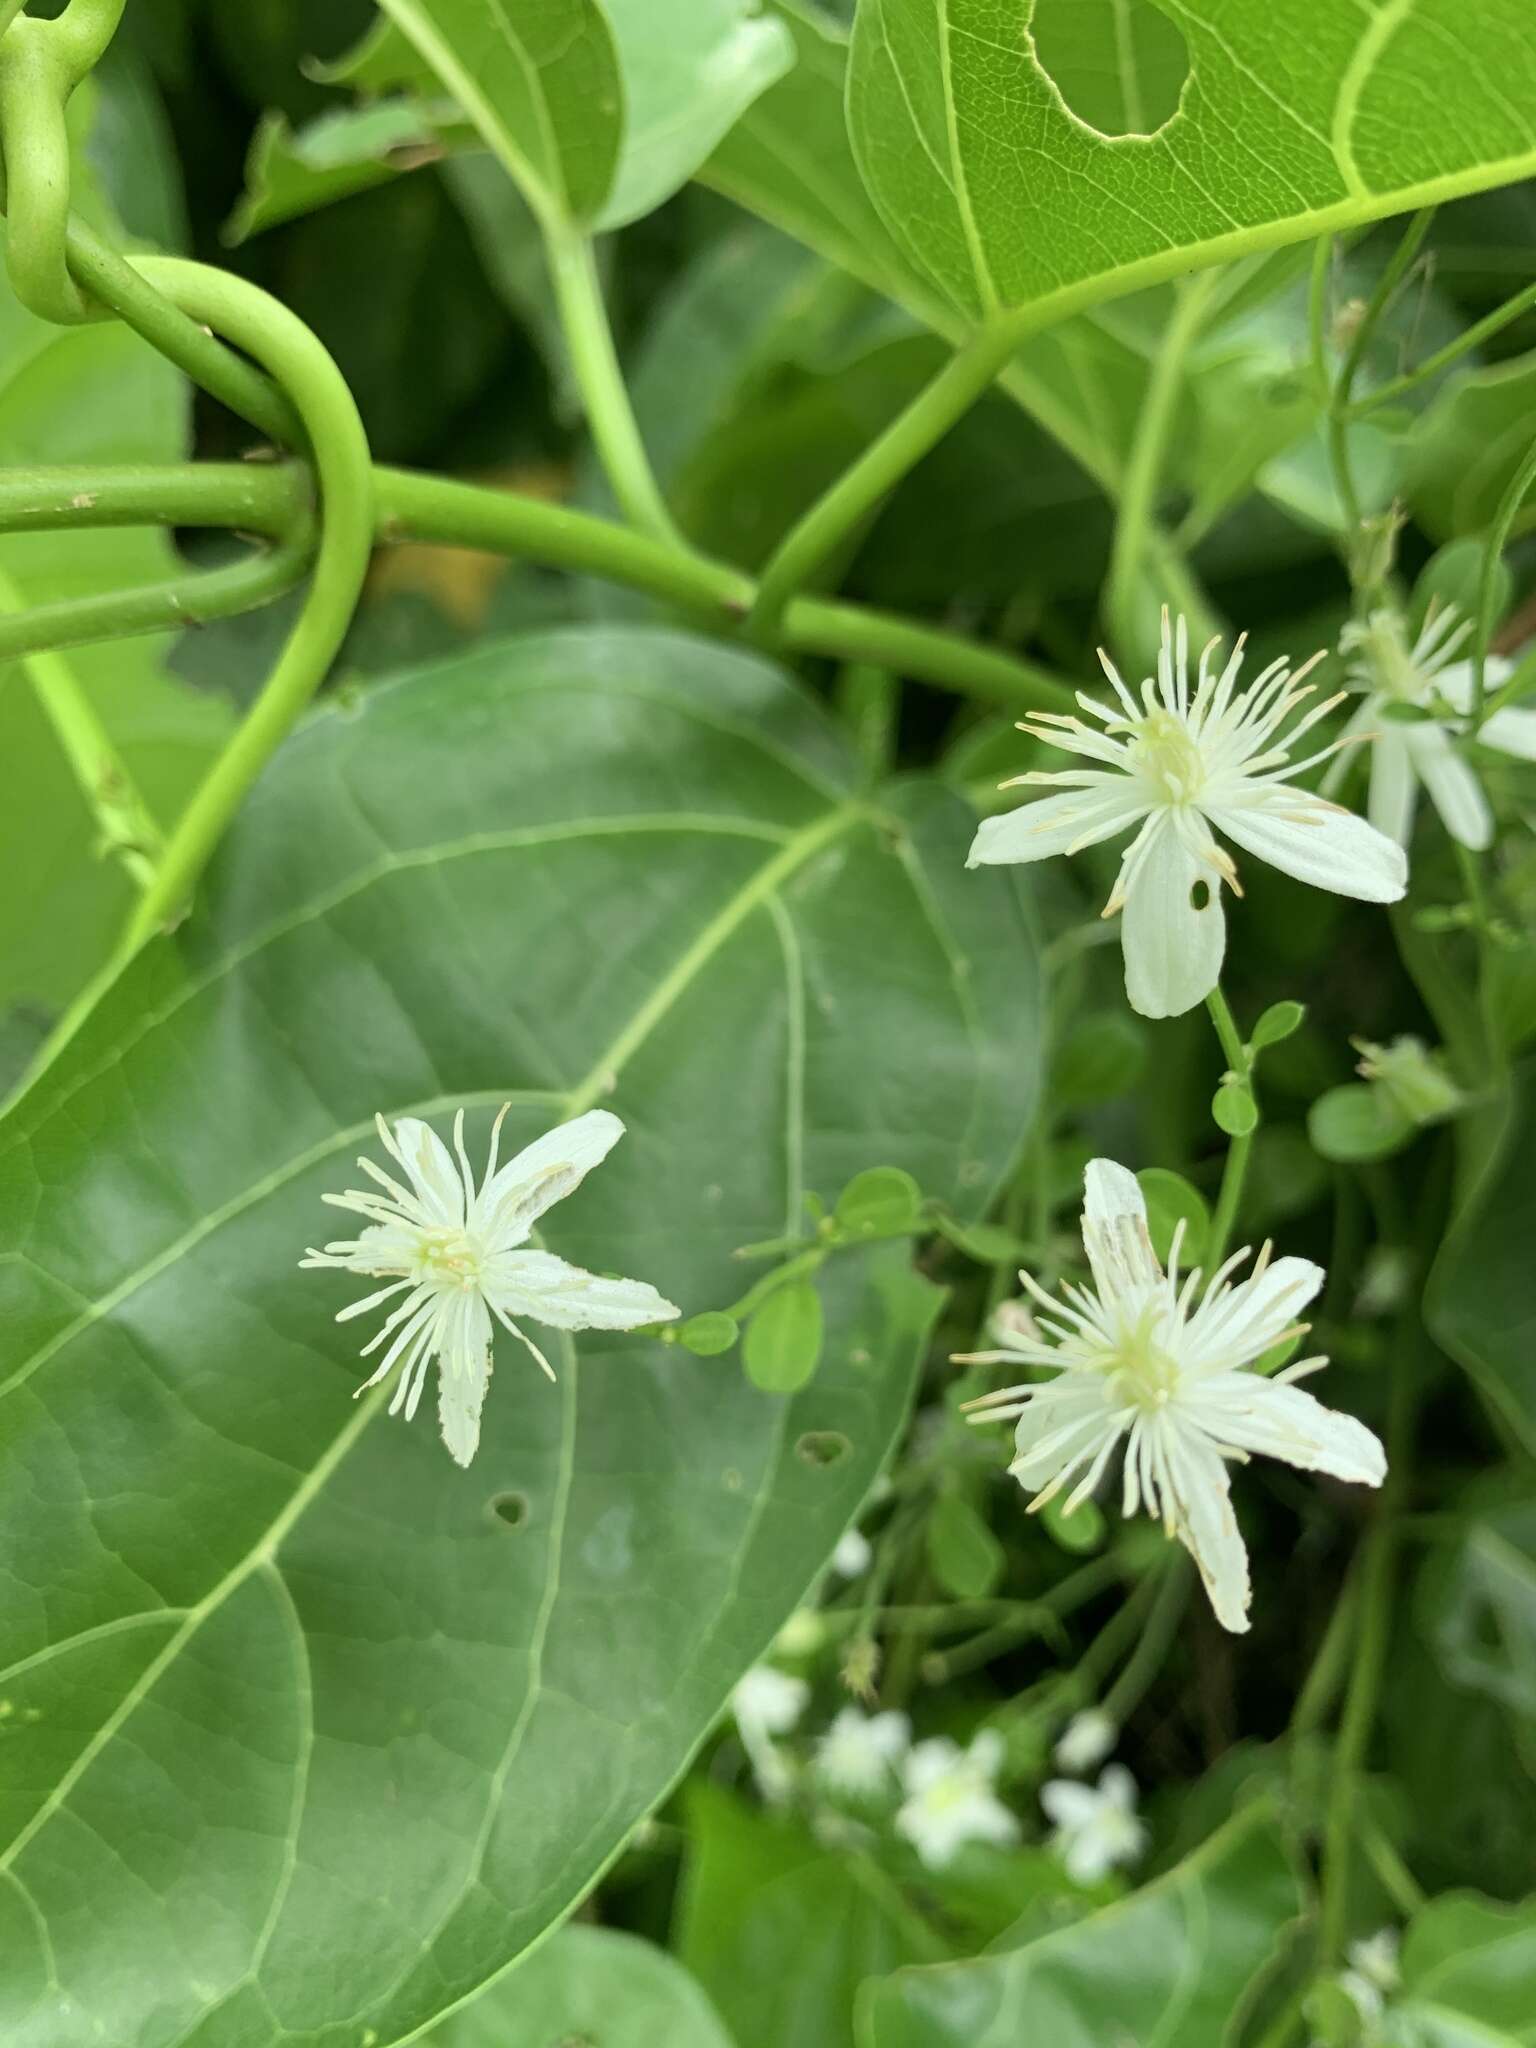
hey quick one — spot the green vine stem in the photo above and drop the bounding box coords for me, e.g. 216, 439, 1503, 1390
119, 258, 373, 949
1346, 273, 1536, 417
1106, 268, 1221, 654
544, 225, 681, 547
0, 461, 1078, 713
746, 323, 1021, 644
1205, 985, 1256, 1268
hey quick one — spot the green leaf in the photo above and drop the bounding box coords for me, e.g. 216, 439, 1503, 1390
1213, 1079, 1260, 1139
225, 102, 469, 243
423, 1925, 737, 2046
1037, 1489, 1105, 1556
745, 1281, 827, 1393
1051, 1010, 1147, 1108
1431, 1069, 1536, 1454
1308, 1081, 1414, 1163
594, 0, 795, 229
926, 1492, 1005, 1598
1424, 1499, 1536, 1720
856, 1805, 1302, 2046
678, 1783, 945, 2048
679, 1311, 743, 1357
847, 0, 1536, 329
1137, 1167, 1210, 1267
0, 76, 231, 1024
835, 1166, 923, 1238
1407, 348, 1536, 539
369, 0, 623, 229
1386, 1891, 1536, 2048
1250, 1000, 1307, 1052
0, 628, 1043, 2045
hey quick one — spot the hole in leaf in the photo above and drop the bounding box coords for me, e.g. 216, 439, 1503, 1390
796, 1430, 851, 1469
1030, 0, 1191, 138
1190, 878, 1211, 911
488, 1490, 529, 1529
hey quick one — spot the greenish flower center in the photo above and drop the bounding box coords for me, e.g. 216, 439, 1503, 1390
1131, 710, 1206, 804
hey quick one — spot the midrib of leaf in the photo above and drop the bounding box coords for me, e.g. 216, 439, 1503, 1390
0, 799, 863, 1883
376, 0, 570, 229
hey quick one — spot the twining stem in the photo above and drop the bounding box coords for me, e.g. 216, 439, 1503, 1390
0, 461, 1079, 713
120, 259, 373, 950
747, 323, 1021, 644
1205, 985, 1255, 1268
1100, 1551, 1190, 1723
1346, 273, 1536, 417
0, 566, 161, 885
1106, 269, 1221, 655
544, 226, 681, 547
1289, 1563, 1362, 1737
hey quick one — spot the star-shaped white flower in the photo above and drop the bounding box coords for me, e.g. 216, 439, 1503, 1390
1337, 604, 1536, 851
302, 1105, 678, 1466
1041, 1764, 1147, 1884
967, 610, 1407, 1017
962, 1160, 1386, 1633
814, 1704, 910, 1797
894, 1730, 1019, 1867
731, 1664, 810, 1802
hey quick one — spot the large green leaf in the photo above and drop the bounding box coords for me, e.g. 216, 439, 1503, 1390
0, 627, 1042, 2047
425, 1925, 737, 2046
846, 0, 1536, 329
369, 0, 623, 229
1386, 1892, 1536, 2048
1430, 1066, 1536, 1454
856, 1805, 1301, 2046
0, 77, 231, 1024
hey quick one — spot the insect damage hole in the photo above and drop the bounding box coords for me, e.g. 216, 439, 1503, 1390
796, 1430, 851, 1469
488, 1490, 530, 1528
1190, 877, 1212, 911
1029, 0, 1191, 138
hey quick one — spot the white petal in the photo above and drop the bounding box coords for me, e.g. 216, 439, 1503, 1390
1040, 1779, 1101, 1829
1409, 725, 1492, 851
1186, 1255, 1324, 1366
477, 1108, 626, 1240
967, 787, 1144, 868
1477, 705, 1536, 762
1099, 1763, 1138, 1812
437, 1346, 491, 1467
1164, 1426, 1251, 1633
488, 1248, 679, 1331
388, 1118, 466, 1226
1430, 655, 1514, 715
1191, 1373, 1386, 1486
1120, 819, 1227, 1019
1211, 792, 1407, 903
1082, 1159, 1160, 1295
1366, 731, 1417, 848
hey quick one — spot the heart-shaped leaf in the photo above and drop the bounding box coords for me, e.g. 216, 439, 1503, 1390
0, 627, 1041, 2046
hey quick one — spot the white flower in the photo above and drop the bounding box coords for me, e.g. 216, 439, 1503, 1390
967, 610, 1406, 1018
814, 1705, 910, 1796
962, 1160, 1386, 1633
831, 1528, 872, 1578
1337, 605, 1536, 851
732, 1665, 809, 1802
1053, 1707, 1117, 1774
1041, 1764, 1148, 1884
1341, 1927, 1401, 2026
302, 1106, 678, 1466
894, 1730, 1019, 1867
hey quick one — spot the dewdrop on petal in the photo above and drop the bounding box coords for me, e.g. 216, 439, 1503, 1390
302, 1105, 678, 1466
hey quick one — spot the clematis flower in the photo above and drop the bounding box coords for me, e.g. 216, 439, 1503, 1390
814, 1705, 910, 1797
961, 1160, 1386, 1633
1337, 604, 1536, 851
967, 610, 1406, 1017
894, 1730, 1019, 1867
1041, 1764, 1147, 1884
302, 1106, 678, 1466
732, 1665, 810, 1802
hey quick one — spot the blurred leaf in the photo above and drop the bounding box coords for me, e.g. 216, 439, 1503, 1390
423, 1925, 737, 2046
0, 627, 1043, 2044
1430, 1067, 1536, 1455
1386, 1891, 1536, 2048
1138, 1168, 1211, 1267
927, 1492, 1005, 1598
836, 1167, 923, 1238
678, 1311, 742, 1357
0, 76, 230, 1022
1027, 0, 1190, 136
1052, 1012, 1147, 1108
1251, 1000, 1307, 1052
1214, 1079, 1260, 1139
857, 1804, 1301, 2045
1424, 1497, 1536, 1719
1308, 1083, 1414, 1164
677, 1784, 945, 2048
745, 1281, 827, 1393
1038, 1490, 1106, 1556
1407, 349, 1536, 539
226, 101, 467, 241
